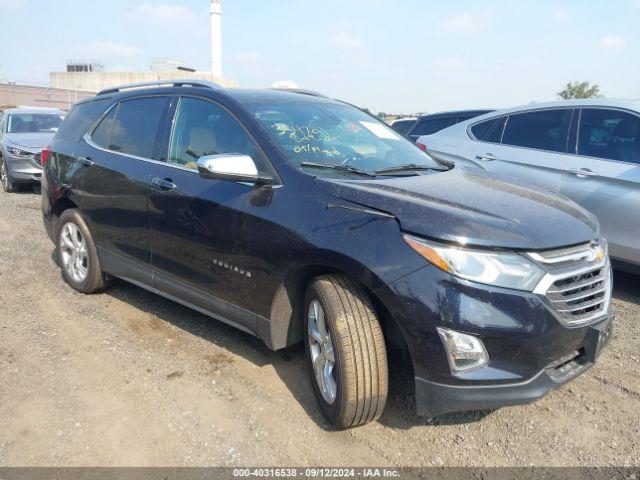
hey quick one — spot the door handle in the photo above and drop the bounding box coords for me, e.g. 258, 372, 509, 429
476, 153, 496, 161
78, 156, 93, 167
151, 177, 177, 190
569, 168, 599, 178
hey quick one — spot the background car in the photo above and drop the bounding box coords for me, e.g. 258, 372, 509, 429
407, 109, 494, 143
389, 117, 417, 135
418, 99, 640, 271
0, 107, 65, 192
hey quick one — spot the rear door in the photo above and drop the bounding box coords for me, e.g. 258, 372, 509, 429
561, 107, 640, 264
147, 95, 278, 328
464, 108, 573, 192
75, 95, 168, 282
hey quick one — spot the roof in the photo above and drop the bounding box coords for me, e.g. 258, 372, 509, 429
4, 107, 66, 114
490, 98, 640, 116
417, 109, 494, 120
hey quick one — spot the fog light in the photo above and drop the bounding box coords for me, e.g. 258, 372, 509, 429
437, 327, 489, 374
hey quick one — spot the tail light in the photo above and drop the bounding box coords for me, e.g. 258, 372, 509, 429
41, 146, 52, 166
416, 142, 427, 151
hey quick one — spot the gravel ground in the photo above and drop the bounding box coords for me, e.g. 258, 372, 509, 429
0, 187, 639, 467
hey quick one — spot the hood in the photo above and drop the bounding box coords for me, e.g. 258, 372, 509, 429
5, 132, 55, 149
320, 167, 599, 251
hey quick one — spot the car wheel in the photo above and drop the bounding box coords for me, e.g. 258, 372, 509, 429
0, 157, 17, 193
303, 274, 388, 428
57, 209, 110, 293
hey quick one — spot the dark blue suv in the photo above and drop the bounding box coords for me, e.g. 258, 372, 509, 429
42, 81, 614, 428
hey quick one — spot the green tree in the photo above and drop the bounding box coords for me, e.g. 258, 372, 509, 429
558, 81, 603, 99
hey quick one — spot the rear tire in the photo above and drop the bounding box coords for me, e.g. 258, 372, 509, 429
57, 209, 110, 293
303, 274, 388, 428
0, 157, 17, 193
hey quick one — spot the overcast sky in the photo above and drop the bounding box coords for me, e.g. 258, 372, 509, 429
0, 0, 638, 113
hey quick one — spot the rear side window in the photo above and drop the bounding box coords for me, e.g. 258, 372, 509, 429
578, 108, 640, 164
55, 99, 110, 139
470, 117, 506, 143
91, 97, 166, 158
502, 109, 570, 153
411, 117, 456, 136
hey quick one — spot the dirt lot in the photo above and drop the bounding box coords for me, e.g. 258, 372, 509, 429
0, 188, 638, 467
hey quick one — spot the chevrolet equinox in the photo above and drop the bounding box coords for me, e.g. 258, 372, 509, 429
42, 81, 614, 428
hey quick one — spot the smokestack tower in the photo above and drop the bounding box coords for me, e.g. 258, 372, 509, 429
210, 0, 223, 78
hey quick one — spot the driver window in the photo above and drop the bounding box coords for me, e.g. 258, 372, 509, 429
168, 97, 261, 170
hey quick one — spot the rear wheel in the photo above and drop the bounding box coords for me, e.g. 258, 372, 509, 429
303, 274, 388, 428
57, 209, 110, 293
0, 157, 17, 193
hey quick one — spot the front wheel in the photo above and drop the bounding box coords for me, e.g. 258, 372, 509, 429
303, 274, 388, 428
0, 157, 17, 193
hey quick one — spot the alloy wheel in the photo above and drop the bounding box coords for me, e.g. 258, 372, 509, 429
59, 222, 89, 283
308, 299, 337, 404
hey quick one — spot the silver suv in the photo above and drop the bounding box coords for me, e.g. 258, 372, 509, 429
0, 107, 65, 192
419, 99, 640, 270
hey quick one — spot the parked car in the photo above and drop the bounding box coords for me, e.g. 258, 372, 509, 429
390, 117, 417, 135
42, 81, 613, 428
407, 109, 494, 143
418, 99, 640, 272
0, 107, 65, 192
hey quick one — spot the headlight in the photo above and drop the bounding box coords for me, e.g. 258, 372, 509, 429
403, 234, 545, 291
8, 147, 34, 158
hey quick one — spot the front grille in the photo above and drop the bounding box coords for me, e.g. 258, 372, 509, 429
547, 266, 608, 324
34, 152, 42, 165
530, 242, 611, 326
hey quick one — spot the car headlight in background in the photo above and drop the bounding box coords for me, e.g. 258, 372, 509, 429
8, 147, 34, 158
437, 327, 489, 373
403, 234, 545, 291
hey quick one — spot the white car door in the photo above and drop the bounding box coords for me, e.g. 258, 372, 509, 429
561, 107, 640, 265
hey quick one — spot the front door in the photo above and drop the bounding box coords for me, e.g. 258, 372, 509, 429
148, 95, 276, 327
561, 107, 640, 264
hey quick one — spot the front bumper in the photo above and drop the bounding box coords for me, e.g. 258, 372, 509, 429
381, 264, 614, 418
4, 151, 42, 183
415, 315, 613, 417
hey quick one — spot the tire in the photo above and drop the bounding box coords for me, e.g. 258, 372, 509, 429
303, 274, 388, 428
56, 209, 110, 293
0, 157, 18, 193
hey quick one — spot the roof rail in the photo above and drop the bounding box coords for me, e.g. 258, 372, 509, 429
269, 88, 328, 98
97, 79, 223, 96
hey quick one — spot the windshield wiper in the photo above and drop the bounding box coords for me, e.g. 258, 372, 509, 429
374, 163, 448, 175
301, 161, 376, 177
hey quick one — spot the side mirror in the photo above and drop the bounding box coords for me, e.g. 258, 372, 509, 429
196, 154, 274, 186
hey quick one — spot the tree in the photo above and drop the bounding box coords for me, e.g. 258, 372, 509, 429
558, 81, 603, 99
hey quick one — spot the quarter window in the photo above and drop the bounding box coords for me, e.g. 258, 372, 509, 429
578, 108, 640, 164
91, 97, 166, 158
471, 117, 506, 143
502, 109, 571, 153
167, 97, 262, 170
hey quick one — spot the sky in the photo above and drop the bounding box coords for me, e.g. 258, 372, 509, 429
0, 0, 638, 113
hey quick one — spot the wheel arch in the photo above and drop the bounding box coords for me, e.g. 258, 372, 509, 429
266, 259, 413, 367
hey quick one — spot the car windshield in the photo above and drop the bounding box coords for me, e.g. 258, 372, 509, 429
244, 101, 443, 176
6, 113, 64, 134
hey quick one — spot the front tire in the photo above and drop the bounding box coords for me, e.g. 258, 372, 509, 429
0, 157, 17, 193
303, 274, 388, 428
57, 209, 110, 293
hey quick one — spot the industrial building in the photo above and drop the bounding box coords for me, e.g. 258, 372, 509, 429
49, 0, 234, 93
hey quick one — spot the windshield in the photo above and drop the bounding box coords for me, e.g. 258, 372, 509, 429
245, 101, 442, 176
7, 114, 64, 134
